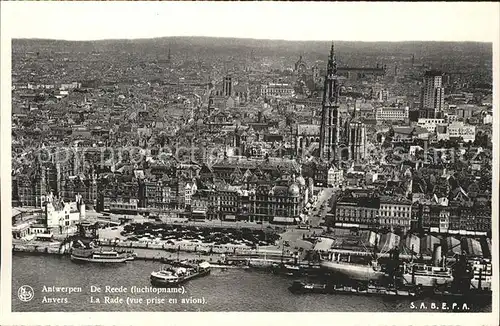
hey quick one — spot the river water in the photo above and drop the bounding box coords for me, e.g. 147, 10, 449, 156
12, 254, 491, 312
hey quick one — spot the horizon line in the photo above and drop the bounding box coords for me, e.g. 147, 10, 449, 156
11, 36, 493, 44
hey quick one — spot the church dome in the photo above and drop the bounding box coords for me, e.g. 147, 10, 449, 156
288, 183, 300, 197
296, 176, 306, 187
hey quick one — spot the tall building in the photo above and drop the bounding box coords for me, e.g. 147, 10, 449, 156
222, 76, 233, 97
294, 55, 308, 75
319, 44, 341, 163
318, 44, 366, 165
420, 70, 445, 119
344, 107, 367, 163
312, 65, 320, 85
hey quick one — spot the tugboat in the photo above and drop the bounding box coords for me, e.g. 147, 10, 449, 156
150, 261, 211, 287
272, 263, 301, 276
150, 267, 183, 286
289, 280, 329, 294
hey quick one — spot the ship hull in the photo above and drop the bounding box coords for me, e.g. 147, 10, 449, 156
320, 261, 386, 282
150, 276, 181, 287
70, 255, 128, 263
289, 281, 417, 297
150, 269, 211, 287
402, 274, 453, 287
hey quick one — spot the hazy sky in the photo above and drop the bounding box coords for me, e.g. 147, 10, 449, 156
1, 2, 499, 42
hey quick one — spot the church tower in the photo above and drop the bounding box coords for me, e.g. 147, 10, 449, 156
222, 75, 233, 97
346, 102, 366, 162
319, 43, 341, 163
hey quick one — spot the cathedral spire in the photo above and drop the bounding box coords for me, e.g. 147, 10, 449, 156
320, 42, 341, 163
327, 42, 337, 75
324, 42, 339, 103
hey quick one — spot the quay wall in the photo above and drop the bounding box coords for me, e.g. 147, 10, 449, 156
11, 242, 294, 264
12, 242, 67, 255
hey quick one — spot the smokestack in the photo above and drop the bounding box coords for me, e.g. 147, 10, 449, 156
478, 268, 483, 290
432, 244, 442, 267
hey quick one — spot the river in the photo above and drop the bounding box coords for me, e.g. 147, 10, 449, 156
11, 254, 491, 312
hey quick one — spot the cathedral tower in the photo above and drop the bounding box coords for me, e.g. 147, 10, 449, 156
346, 102, 366, 162
223, 75, 233, 97
319, 43, 341, 163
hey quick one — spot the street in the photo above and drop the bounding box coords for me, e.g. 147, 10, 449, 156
307, 187, 336, 227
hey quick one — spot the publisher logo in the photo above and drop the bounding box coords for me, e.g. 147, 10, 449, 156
18, 285, 34, 302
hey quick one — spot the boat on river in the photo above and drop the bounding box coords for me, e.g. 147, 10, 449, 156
401, 262, 453, 287
71, 249, 129, 263
289, 280, 417, 297
70, 239, 132, 264
150, 261, 211, 286
400, 244, 454, 287
320, 252, 386, 282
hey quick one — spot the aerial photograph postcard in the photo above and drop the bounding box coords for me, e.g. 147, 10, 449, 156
2, 2, 498, 324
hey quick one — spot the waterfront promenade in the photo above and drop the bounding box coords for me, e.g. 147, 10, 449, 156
12, 241, 296, 265
11, 218, 316, 265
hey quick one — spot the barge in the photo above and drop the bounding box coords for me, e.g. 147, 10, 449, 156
288, 280, 418, 297
289, 279, 492, 300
